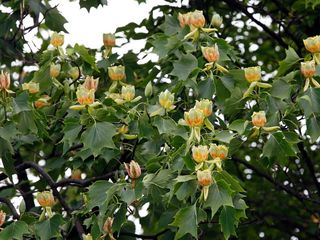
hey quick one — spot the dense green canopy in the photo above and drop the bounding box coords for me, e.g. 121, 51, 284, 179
0, 0, 320, 239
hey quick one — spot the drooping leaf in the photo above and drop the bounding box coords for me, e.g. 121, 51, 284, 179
219, 206, 237, 240
34, 215, 65, 240
277, 47, 300, 77
171, 53, 198, 81
0, 221, 29, 240
170, 205, 198, 239
81, 122, 117, 156
45, 8, 68, 32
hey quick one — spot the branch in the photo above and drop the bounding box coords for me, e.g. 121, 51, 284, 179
232, 157, 320, 205
15, 162, 85, 238
0, 197, 20, 219
120, 229, 169, 240
222, 0, 288, 48
297, 142, 320, 197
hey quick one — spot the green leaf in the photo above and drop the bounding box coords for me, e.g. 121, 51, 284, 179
298, 88, 320, 118
153, 116, 187, 139
143, 169, 175, 189
214, 130, 235, 143
170, 205, 198, 239
214, 171, 245, 193
0, 220, 29, 240
197, 78, 214, 99
45, 8, 68, 32
171, 53, 198, 80
277, 47, 300, 77
87, 180, 113, 209
175, 180, 197, 201
203, 180, 234, 217
306, 115, 320, 142
262, 132, 296, 165
0, 123, 18, 140
81, 122, 117, 156
270, 79, 292, 99
113, 203, 127, 232
219, 206, 237, 240
34, 215, 65, 240
13, 92, 31, 114
228, 119, 248, 135
175, 175, 197, 183
74, 44, 97, 70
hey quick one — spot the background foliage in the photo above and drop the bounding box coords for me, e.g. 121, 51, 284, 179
1, 0, 320, 239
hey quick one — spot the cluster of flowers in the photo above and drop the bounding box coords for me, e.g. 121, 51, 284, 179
300, 36, 320, 91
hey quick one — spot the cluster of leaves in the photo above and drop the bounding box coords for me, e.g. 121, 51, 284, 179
0, 1, 320, 240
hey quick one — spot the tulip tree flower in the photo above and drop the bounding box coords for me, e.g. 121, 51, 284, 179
301, 60, 320, 91
243, 66, 272, 98
197, 169, 213, 201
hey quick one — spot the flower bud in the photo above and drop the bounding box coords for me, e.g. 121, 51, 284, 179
252, 111, 267, 127
103, 217, 114, 234
301, 60, 316, 78
121, 85, 135, 101
211, 13, 223, 28
145, 81, 153, 97
244, 66, 261, 83
37, 191, 55, 207
197, 169, 213, 187
195, 99, 213, 117
103, 33, 116, 47
34, 95, 51, 109
0, 71, 10, 91
71, 169, 82, 180
303, 35, 320, 53
83, 76, 99, 92
108, 65, 126, 81
209, 144, 228, 160
178, 12, 191, 28
184, 108, 205, 127
76, 86, 95, 105
189, 10, 205, 28
82, 234, 93, 240
50, 64, 61, 78
68, 67, 80, 80
124, 160, 141, 179
22, 81, 40, 94
159, 90, 175, 110
0, 210, 6, 227
201, 44, 220, 63
50, 32, 64, 47
192, 145, 209, 163
118, 125, 129, 134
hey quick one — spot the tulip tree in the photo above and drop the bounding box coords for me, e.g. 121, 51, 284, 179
1, 1, 320, 240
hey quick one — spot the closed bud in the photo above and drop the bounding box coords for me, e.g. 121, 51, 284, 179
159, 90, 175, 110
197, 169, 213, 187
209, 144, 228, 160
118, 125, 129, 134
124, 160, 141, 179
103, 217, 114, 234
192, 145, 209, 163
252, 111, 267, 127
68, 67, 80, 80
0, 210, 6, 227
189, 10, 205, 28
108, 65, 126, 81
195, 99, 213, 117
83, 76, 99, 92
0, 70, 10, 91
301, 60, 316, 78
22, 81, 40, 94
244, 66, 261, 83
37, 191, 55, 207
201, 44, 220, 63
82, 233, 93, 240
211, 13, 223, 28
103, 33, 116, 47
76, 86, 95, 105
121, 85, 135, 101
71, 169, 82, 180
50, 64, 61, 78
178, 12, 191, 28
184, 108, 205, 127
50, 32, 64, 47
34, 95, 51, 109
145, 81, 153, 97
303, 35, 320, 53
